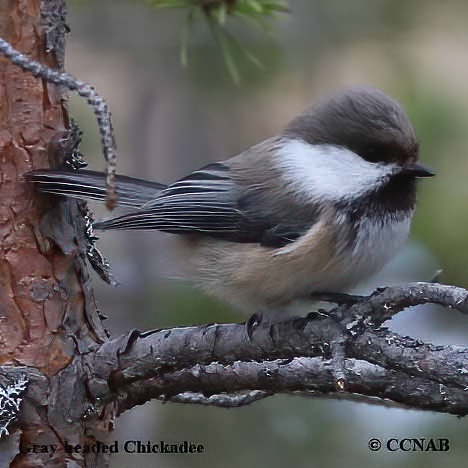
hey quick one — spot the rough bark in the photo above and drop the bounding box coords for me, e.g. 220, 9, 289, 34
0, 1, 109, 466
1, 2, 468, 468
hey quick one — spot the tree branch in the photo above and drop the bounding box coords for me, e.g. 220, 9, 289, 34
116, 357, 468, 415
67, 282, 468, 416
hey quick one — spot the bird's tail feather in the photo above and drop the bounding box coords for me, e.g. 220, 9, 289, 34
27, 169, 167, 208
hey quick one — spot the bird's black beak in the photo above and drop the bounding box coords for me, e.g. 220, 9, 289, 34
401, 162, 435, 178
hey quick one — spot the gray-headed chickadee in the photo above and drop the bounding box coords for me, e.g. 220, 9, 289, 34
28, 86, 434, 313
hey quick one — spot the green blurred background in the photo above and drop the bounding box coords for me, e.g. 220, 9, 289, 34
65, 0, 468, 466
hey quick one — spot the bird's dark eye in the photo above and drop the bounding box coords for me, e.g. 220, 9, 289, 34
360, 143, 397, 164
362, 145, 381, 163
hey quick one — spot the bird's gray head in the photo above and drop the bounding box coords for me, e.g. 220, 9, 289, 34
276, 86, 433, 214
283, 85, 420, 167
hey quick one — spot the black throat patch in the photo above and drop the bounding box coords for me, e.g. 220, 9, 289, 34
344, 174, 417, 225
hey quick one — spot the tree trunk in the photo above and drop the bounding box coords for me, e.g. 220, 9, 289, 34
0, 1, 110, 465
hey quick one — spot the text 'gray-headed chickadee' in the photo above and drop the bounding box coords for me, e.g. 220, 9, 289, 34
28, 86, 434, 314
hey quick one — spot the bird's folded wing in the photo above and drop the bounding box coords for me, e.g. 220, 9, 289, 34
95, 161, 320, 248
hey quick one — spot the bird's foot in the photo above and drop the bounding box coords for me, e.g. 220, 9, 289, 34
245, 311, 264, 341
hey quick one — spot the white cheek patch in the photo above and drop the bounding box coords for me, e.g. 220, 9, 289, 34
275, 139, 395, 201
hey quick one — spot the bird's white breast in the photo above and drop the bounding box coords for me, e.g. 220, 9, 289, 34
345, 213, 413, 284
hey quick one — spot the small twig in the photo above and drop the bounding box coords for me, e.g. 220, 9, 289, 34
0, 37, 118, 209
346, 282, 468, 327
429, 269, 444, 283
311, 292, 366, 306
160, 390, 271, 407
